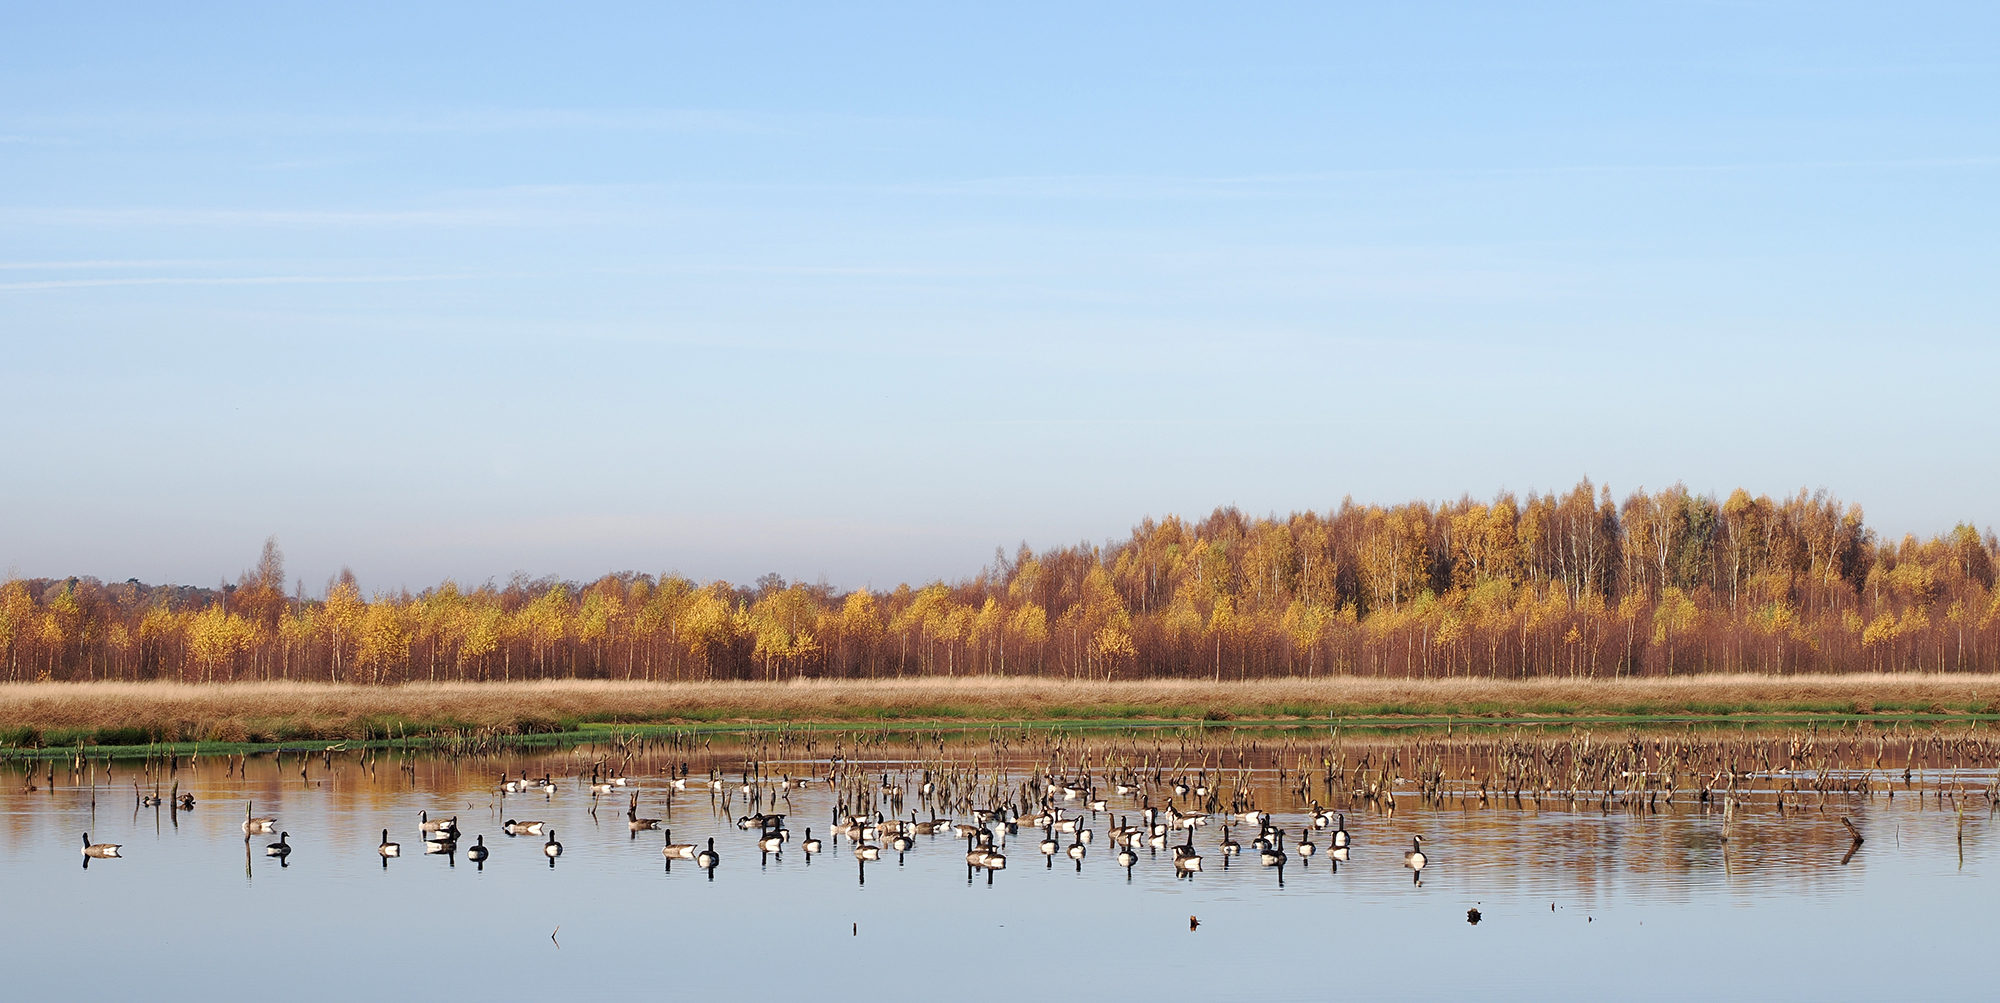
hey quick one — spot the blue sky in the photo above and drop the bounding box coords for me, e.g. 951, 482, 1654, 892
2, 2, 1995, 594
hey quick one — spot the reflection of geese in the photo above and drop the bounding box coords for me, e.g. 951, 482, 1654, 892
466, 835, 489, 863
82, 833, 122, 858
1403, 836, 1427, 883
265, 832, 291, 858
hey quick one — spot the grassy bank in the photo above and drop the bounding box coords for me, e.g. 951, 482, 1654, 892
2, 675, 1999, 751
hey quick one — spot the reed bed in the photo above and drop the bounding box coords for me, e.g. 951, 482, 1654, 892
2, 674, 1999, 747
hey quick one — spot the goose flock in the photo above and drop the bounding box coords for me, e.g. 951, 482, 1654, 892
76, 765, 1436, 888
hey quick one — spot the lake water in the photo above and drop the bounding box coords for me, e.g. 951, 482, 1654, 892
1, 728, 1992, 1002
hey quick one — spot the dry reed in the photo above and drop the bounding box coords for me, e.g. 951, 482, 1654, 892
1, 674, 1997, 746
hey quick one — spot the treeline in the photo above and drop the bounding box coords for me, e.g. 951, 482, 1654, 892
3, 481, 1997, 684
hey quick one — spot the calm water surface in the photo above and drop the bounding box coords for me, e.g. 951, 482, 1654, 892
1, 734, 1992, 1002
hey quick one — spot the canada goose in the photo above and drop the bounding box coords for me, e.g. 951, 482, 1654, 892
176, 793, 196, 810
501, 774, 524, 793
1260, 829, 1288, 867
854, 832, 882, 860
378, 830, 400, 859
81, 833, 122, 858
242, 802, 277, 834
910, 812, 946, 835
1173, 830, 1202, 872
1295, 833, 1317, 863
503, 819, 545, 836
543, 830, 563, 858
889, 831, 914, 853
265, 832, 291, 857
801, 828, 823, 854
696, 838, 720, 869
466, 835, 489, 862
1038, 827, 1059, 857
963, 833, 990, 867
1116, 846, 1138, 869
424, 836, 455, 854
139, 793, 161, 807
419, 811, 457, 835
1085, 797, 1107, 812
1066, 835, 1086, 860
1220, 827, 1240, 856
1331, 814, 1350, 850
1403, 835, 1427, 874
627, 795, 662, 831
758, 830, 787, 852
663, 829, 697, 860
589, 782, 615, 796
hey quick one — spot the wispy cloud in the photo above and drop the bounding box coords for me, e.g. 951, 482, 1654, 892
0, 274, 472, 292
0, 207, 524, 227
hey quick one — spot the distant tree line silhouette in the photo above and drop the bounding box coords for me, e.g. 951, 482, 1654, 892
3, 481, 1995, 684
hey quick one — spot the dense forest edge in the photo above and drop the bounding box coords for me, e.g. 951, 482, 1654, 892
4, 481, 1997, 691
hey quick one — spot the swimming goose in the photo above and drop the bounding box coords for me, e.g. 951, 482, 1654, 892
1332, 814, 1350, 850
419, 811, 458, 836
627, 795, 662, 831
82, 833, 122, 858
1219, 827, 1240, 856
466, 835, 489, 862
853, 831, 882, 860
1173, 830, 1202, 872
242, 802, 277, 834
1295, 832, 1317, 863
1403, 836, 1427, 874
378, 830, 400, 859
503, 819, 545, 836
1038, 826, 1059, 857
265, 832, 291, 858
663, 829, 697, 860
542, 830, 563, 859
696, 838, 720, 869
759, 829, 788, 853
801, 828, 823, 854
1260, 829, 1288, 867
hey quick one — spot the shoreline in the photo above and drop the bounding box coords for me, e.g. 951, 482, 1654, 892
2, 675, 1998, 752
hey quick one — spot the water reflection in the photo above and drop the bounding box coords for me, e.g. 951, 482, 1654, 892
1, 729, 1997, 1001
